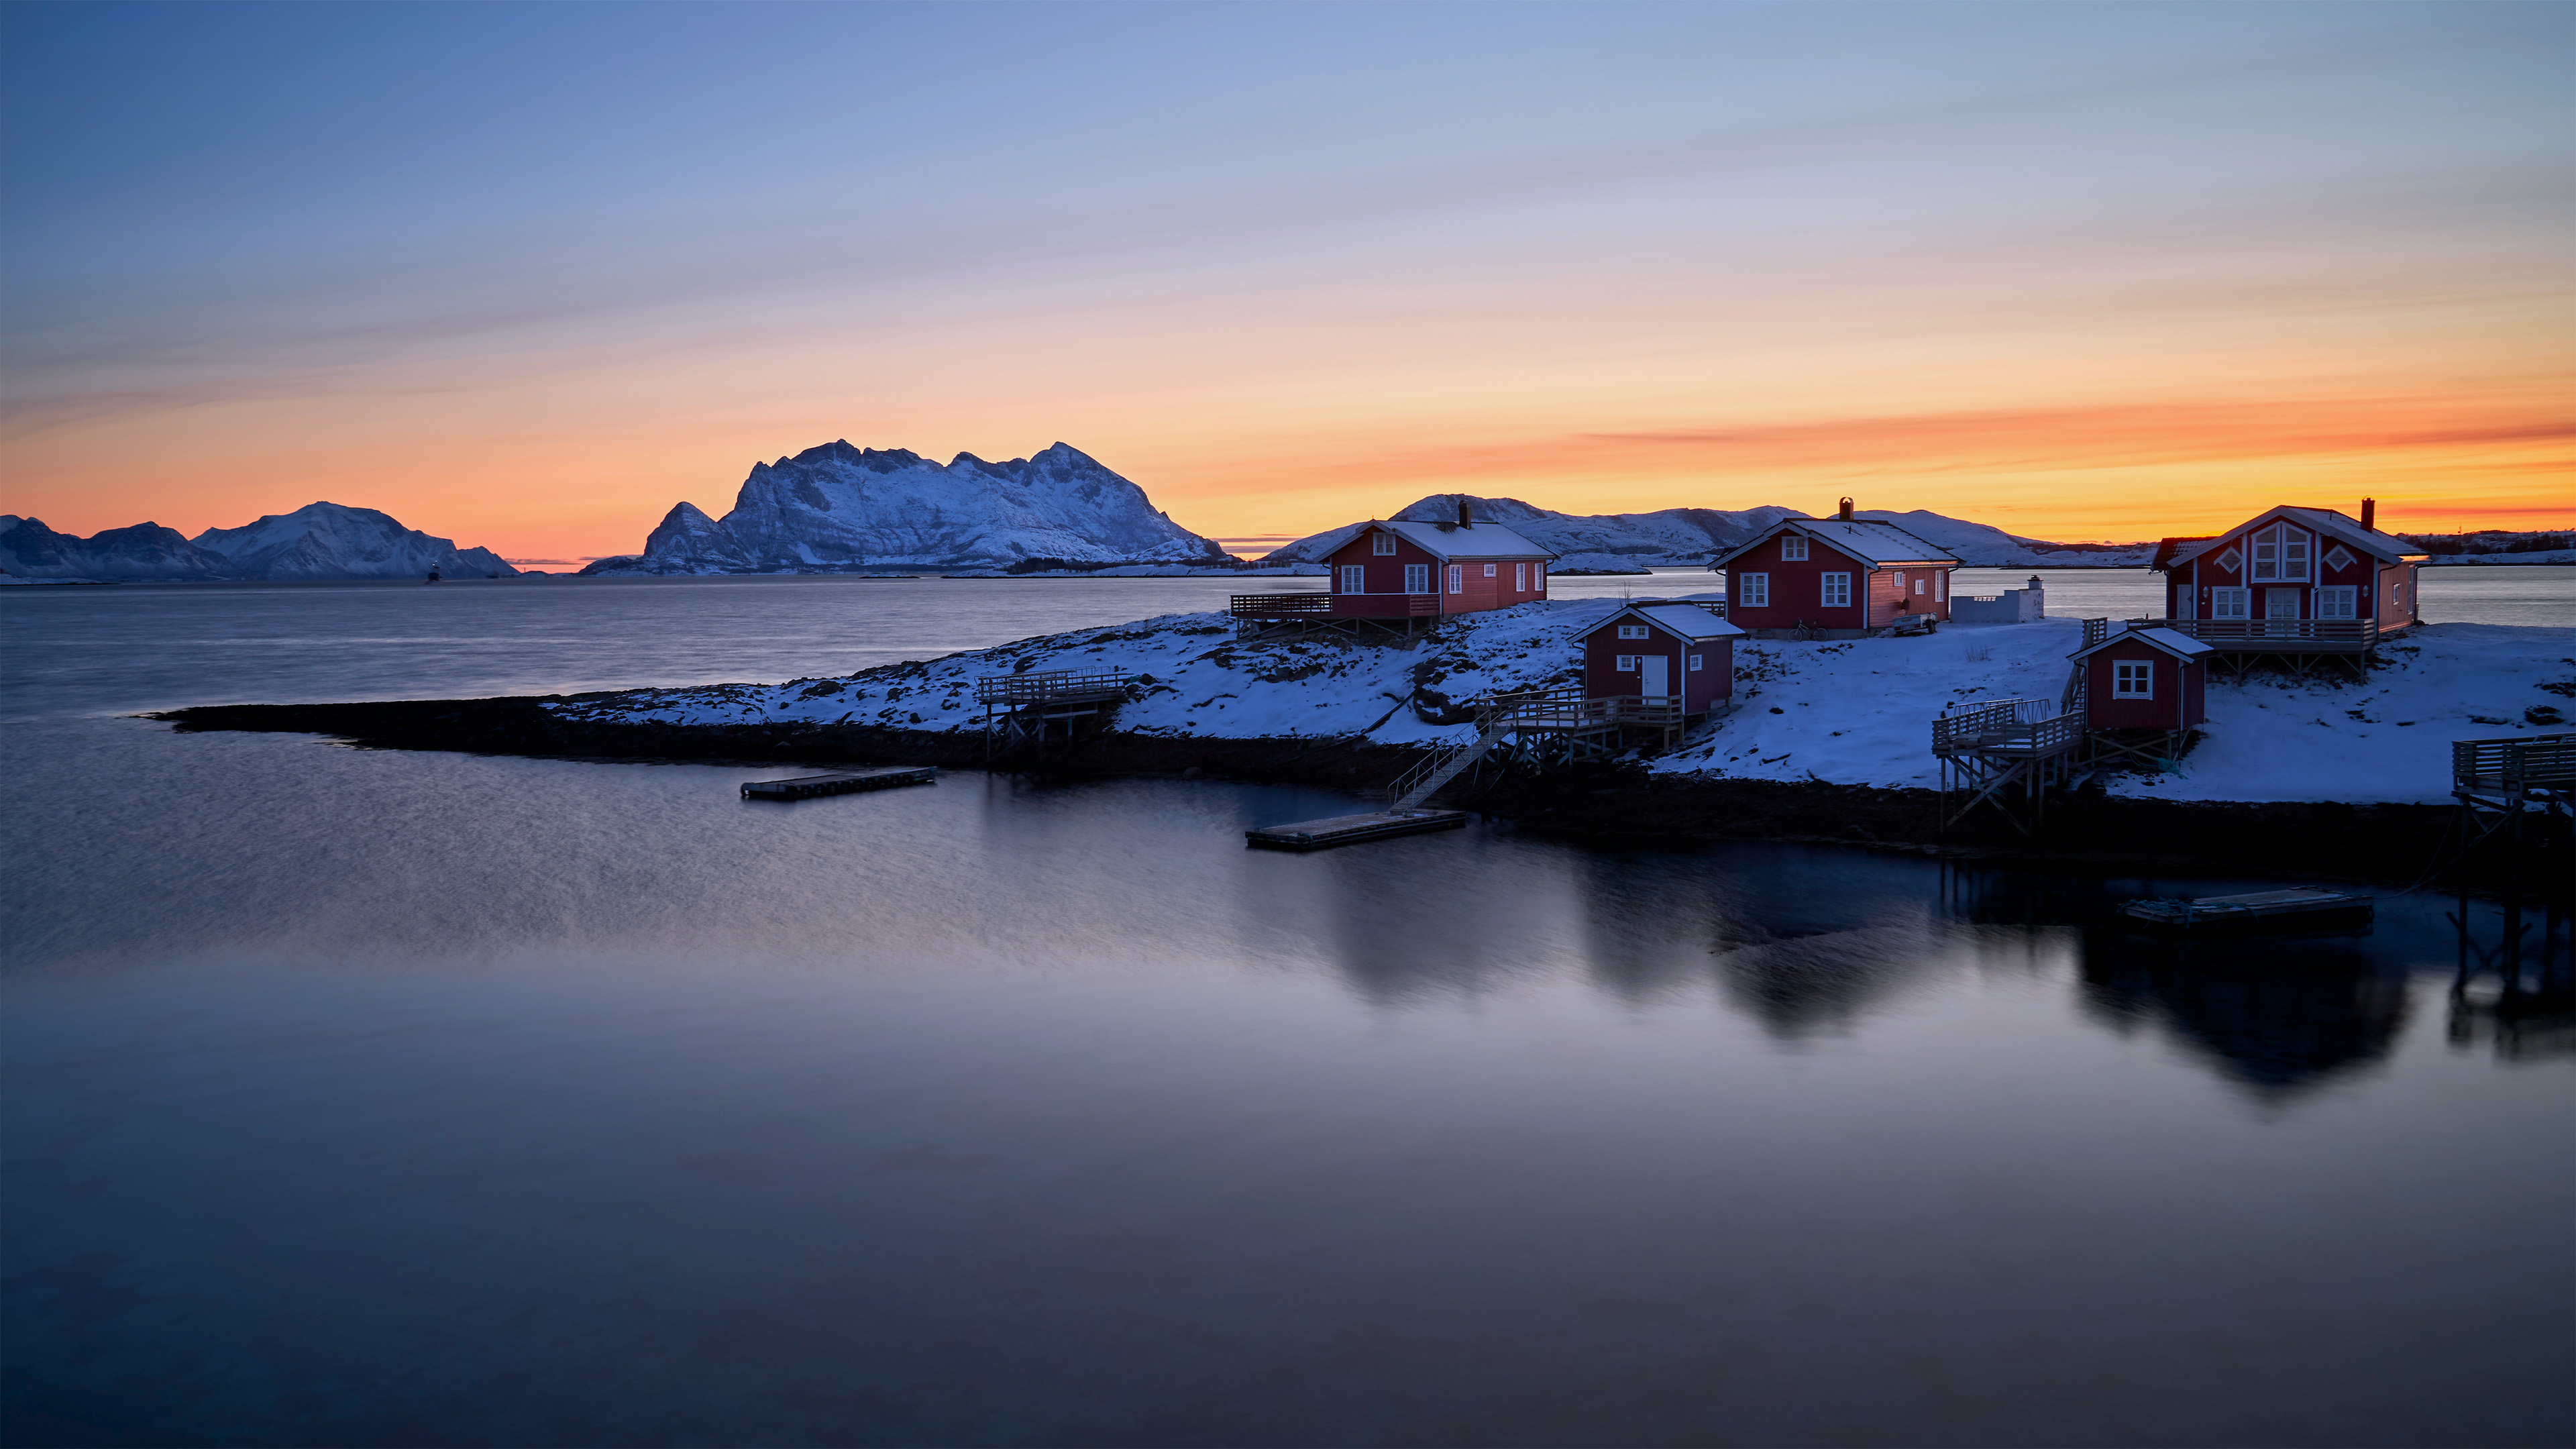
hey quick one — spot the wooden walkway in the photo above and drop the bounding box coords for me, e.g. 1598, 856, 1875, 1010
741, 766, 936, 801
2118, 888, 2373, 934
1245, 810, 1468, 851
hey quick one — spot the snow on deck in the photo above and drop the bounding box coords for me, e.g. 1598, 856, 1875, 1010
549, 606, 2575, 806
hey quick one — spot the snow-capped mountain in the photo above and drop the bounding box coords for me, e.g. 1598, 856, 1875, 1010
584, 441, 1226, 574
0, 504, 517, 581
0, 517, 233, 580
192, 503, 519, 580
1261, 496, 2152, 570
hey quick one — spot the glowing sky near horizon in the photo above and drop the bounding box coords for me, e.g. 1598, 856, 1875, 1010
2, 1, 2568, 561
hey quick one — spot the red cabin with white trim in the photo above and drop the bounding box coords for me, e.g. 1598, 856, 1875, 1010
1319, 508, 1555, 619
1580, 603, 1743, 715
2070, 626, 2214, 731
2151, 501, 2426, 631
1707, 504, 1961, 637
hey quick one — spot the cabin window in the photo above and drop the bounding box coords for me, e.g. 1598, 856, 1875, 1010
1933, 571, 1945, 602
2210, 587, 2249, 619
1735, 572, 1769, 607
1447, 565, 1462, 594
1373, 533, 1397, 555
1688, 653, 1705, 672
2216, 546, 2243, 576
1405, 564, 1430, 593
1615, 654, 1640, 672
1617, 624, 1649, 639
2322, 544, 2355, 573
2112, 660, 2153, 698
2314, 586, 2357, 619
1339, 565, 1364, 594
1914, 578, 1926, 596
1820, 572, 1851, 608
1515, 563, 1527, 590
1892, 570, 1905, 590
2251, 523, 2309, 582
1483, 564, 1497, 578
1780, 536, 1809, 561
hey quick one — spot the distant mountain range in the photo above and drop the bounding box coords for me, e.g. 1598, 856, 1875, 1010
0, 504, 517, 582
579, 441, 1227, 575
1262, 495, 2155, 570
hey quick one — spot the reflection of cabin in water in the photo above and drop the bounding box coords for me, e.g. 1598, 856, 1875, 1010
1230, 498, 1556, 640
2145, 500, 2426, 676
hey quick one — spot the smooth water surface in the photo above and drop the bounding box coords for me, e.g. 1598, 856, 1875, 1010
2, 574, 2569, 1446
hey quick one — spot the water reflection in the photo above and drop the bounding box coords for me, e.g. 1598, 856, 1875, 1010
2079, 941, 2410, 1099
2447, 898, 2575, 1063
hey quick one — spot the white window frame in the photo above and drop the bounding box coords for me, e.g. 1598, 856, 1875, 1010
1339, 565, 1364, 594
1446, 565, 1462, 594
1483, 563, 1497, 578
2210, 586, 2249, 619
1404, 563, 1430, 594
1372, 532, 1397, 555
1821, 572, 1852, 608
1735, 572, 1769, 607
1914, 578, 1926, 596
2112, 659, 2153, 699
1615, 654, 1639, 672
1933, 570, 1945, 602
2314, 585, 2357, 620
1688, 653, 1705, 672
1617, 624, 1648, 639
2251, 522, 2310, 583
1514, 563, 1526, 590
1780, 535, 1809, 561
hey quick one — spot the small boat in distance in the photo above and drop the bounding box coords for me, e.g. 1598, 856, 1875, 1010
2118, 887, 2373, 935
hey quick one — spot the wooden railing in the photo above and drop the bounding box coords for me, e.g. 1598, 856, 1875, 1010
1229, 592, 1439, 619
2453, 733, 2576, 794
1933, 698, 2080, 757
2127, 616, 2379, 650
973, 669, 1135, 706
1486, 686, 1683, 732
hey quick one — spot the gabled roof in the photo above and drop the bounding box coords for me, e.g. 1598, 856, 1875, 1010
2155, 506, 2428, 571
1708, 517, 1960, 570
2070, 625, 2215, 663
1593, 602, 1743, 643
1354, 519, 1556, 561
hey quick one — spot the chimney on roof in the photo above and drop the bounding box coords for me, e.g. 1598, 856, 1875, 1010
1838, 496, 1854, 521
2360, 497, 2376, 531
1456, 494, 1472, 529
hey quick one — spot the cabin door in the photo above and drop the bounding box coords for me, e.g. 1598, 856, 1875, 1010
1640, 655, 1669, 700
2264, 587, 2302, 634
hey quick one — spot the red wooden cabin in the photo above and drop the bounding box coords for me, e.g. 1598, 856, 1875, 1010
2151, 500, 2424, 633
1707, 500, 1960, 637
1580, 602, 1742, 715
2068, 625, 2214, 732
1233, 498, 1556, 634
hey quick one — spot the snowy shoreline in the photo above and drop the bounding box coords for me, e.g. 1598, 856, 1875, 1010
544, 598, 2572, 808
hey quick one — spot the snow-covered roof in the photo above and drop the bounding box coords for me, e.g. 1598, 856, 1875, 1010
1598, 603, 1743, 642
1365, 520, 1557, 561
2070, 625, 2215, 662
1709, 517, 1960, 569
2156, 507, 2428, 570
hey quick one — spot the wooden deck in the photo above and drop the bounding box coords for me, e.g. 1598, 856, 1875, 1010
741, 766, 936, 801
1245, 810, 1468, 851
2118, 887, 2373, 934
2126, 616, 2382, 653
1228, 591, 1440, 620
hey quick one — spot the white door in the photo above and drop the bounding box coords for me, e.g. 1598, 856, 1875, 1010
1640, 655, 1669, 700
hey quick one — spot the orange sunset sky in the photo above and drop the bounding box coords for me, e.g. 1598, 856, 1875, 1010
4, 4, 2568, 561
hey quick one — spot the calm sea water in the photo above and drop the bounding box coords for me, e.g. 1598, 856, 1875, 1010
3, 572, 2570, 1446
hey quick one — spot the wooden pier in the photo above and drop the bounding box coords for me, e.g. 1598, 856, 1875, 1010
976, 669, 1136, 755
1245, 809, 1468, 851
741, 766, 936, 801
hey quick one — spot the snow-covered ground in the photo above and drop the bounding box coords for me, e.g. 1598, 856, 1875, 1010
553, 604, 2574, 806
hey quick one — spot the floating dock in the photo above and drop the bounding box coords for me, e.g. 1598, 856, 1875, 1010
1245, 810, 1468, 851
2117, 887, 2373, 934
741, 766, 936, 801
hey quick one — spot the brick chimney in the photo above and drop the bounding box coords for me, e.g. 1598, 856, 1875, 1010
2360, 497, 2376, 531
1456, 494, 1472, 529
1839, 496, 1854, 521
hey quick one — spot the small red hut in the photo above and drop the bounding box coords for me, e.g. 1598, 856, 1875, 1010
2068, 625, 2214, 732
1581, 602, 1743, 715
1706, 500, 1960, 637
2151, 500, 2424, 631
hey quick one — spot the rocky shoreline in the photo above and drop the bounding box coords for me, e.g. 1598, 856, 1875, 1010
152, 694, 2540, 891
